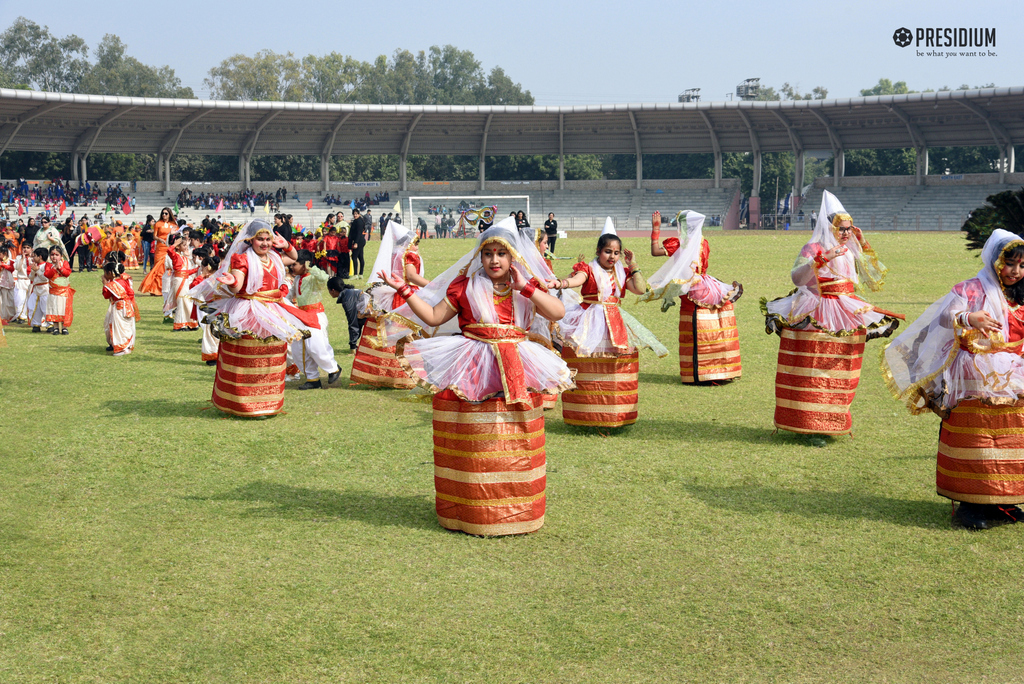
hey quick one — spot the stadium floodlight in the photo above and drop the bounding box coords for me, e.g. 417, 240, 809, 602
736, 78, 761, 101
678, 88, 701, 103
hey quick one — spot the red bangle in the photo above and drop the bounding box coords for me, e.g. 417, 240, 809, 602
520, 282, 537, 299
814, 254, 828, 268
399, 285, 412, 299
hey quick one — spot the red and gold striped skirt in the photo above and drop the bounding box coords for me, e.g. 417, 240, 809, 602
937, 399, 1024, 504
433, 389, 546, 536
773, 328, 865, 435
561, 348, 639, 428
350, 317, 416, 389
679, 299, 741, 383
213, 336, 287, 417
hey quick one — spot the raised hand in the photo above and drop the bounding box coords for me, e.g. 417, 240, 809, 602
271, 233, 288, 250
822, 245, 847, 262
623, 248, 636, 268
651, 211, 661, 231
969, 311, 1001, 335
217, 273, 236, 286
378, 269, 404, 289
509, 264, 528, 291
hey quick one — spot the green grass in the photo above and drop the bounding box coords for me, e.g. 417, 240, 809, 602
2, 231, 1022, 683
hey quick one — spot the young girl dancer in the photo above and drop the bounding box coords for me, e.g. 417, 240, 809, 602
548, 218, 667, 428
351, 222, 427, 388
642, 210, 743, 384
762, 190, 901, 436
883, 229, 1024, 529
44, 245, 74, 335
188, 219, 320, 418
380, 216, 574, 536
102, 260, 137, 355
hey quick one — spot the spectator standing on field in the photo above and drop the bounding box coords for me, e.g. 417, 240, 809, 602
544, 213, 558, 254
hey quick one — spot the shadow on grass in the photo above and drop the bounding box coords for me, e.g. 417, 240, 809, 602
545, 416, 781, 444
684, 482, 949, 529
186, 480, 435, 529
102, 398, 223, 419
62, 344, 112, 357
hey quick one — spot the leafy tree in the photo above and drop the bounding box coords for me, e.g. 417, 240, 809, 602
301, 53, 364, 103
0, 17, 90, 92
204, 50, 304, 101
860, 79, 913, 96
78, 35, 194, 98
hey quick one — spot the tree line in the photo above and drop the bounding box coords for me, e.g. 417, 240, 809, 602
0, 17, 1014, 191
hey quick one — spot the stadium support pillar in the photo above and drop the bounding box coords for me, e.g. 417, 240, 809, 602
915, 147, 928, 185
80, 155, 88, 186
71, 153, 79, 183
1008, 145, 1016, 174
636, 154, 642, 190
751, 151, 762, 199
714, 151, 722, 189
156, 153, 164, 187
321, 154, 330, 193
792, 149, 804, 216
164, 156, 171, 193
478, 156, 485, 192
400, 155, 407, 192
833, 150, 844, 188
239, 155, 251, 188
558, 113, 565, 190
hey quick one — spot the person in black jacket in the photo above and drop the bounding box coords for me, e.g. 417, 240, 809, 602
349, 209, 367, 277
544, 213, 558, 254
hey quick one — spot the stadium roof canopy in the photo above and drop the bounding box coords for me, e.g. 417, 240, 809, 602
0, 86, 1020, 190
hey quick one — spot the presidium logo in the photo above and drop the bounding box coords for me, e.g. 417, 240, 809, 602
893, 26, 997, 57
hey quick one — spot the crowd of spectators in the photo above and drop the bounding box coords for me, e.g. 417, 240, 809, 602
175, 187, 284, 213
322, 189, 390, 211
1, 178, 133, 207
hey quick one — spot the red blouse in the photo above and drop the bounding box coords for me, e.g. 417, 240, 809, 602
572, 262, 625, 307
444, 274, 514, 331
663, 237, 710, 274
231, 253, 279, 292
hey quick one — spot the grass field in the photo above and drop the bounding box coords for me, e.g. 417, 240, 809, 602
2, 230, 1022, 683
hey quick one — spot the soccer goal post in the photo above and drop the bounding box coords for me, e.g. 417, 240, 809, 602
406, 195, 530, 236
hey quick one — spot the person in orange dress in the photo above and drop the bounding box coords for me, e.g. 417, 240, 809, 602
139, 207, 177, 296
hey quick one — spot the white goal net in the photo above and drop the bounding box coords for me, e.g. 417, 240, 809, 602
406, 195, 531, 238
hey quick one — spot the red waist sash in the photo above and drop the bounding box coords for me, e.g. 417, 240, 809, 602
463, 323, 530, 406
818, 280, 855, 298
580, 295, 629, 351
238, 288, 321, 329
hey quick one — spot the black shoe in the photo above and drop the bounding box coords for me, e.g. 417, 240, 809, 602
297, 380, 321, 390
993, 505, 1024, 523
326, 369, 342, 386
953, 503, 992, 530
106, 345, 114, 351
206, 360, 217, 366
31, 326, 41, 333
50, 327, 60, 335
61, 329, 69, 335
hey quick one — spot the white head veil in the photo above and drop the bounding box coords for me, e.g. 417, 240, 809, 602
883, 228, 1024, 413
381, 216, 552, 345
647, 210, 705, 291
189, 218, 283, 302
590, 217, 627, 300
805, 189, 861, 282
368, 220, 410, 285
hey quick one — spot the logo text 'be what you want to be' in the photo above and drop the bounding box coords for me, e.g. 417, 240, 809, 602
893, 27, 997, 58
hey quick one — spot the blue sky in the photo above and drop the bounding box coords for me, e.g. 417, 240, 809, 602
3, 0, 1019, 103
